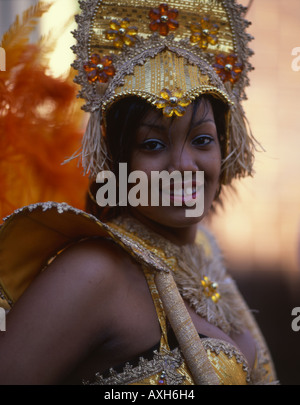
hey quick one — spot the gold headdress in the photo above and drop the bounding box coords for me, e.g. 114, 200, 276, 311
72, 0, 256, 184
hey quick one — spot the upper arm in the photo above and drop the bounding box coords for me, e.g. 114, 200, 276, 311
0, 237, 121, 385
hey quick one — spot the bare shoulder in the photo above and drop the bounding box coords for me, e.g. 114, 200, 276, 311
35, 237, 131, 313
0, 237, 133, 384
50, 236, 130, 284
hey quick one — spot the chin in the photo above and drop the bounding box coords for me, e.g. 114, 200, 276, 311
132, 205, 205, 230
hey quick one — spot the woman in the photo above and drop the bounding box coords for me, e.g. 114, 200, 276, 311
0, 0, 277, 385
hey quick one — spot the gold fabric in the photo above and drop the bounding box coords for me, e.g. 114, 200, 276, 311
86, 0, 244, 114
0, 203, 277, 384
106, 214, 277, 384
154, 270, 220, 385
89, 0, 235, 55
102, 48, 233, 117
135, 266, 249, 386
72, 0, 258, 186
129, 268, 195, 385
0, 204, 107, 305
206, 347, 248, 385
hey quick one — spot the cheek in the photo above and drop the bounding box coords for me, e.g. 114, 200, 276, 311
200, 150, 222, 184
130, 151, 164, 175
200, 150, 221, 212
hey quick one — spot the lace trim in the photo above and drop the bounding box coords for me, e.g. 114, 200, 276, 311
202, 338, 250, 383
2, 201, 97, 222
83, 338, 251, 386
83, 348, 186, 385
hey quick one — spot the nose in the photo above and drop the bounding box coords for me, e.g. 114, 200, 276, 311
167, 144, 199, 173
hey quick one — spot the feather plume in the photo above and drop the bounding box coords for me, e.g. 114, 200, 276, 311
0, 2, 89, 220
1, 2, 52, 69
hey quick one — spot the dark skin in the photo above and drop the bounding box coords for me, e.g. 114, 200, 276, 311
129, 100, 221, 244
0, 100, 256, 384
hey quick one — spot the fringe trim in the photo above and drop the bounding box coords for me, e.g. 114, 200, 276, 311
222, 87, 264, 185
64, 109, 110, 177
173, 239, 246, 336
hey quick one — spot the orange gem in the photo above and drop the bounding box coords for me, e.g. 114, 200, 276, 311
149, 3, 179, 36
84, 54, 115, 83
213, 54, 243, 84
159, 3, 169, 15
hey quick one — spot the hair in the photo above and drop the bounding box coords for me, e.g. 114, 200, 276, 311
86, 95, 228, 219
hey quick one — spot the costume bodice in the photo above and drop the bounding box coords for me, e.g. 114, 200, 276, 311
85, 266, 250, 385
0, 202, 277, 385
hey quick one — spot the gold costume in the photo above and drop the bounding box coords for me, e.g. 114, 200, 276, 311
0, 202, 276, 384
0, 0, 277, 385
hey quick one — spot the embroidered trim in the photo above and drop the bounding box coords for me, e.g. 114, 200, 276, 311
83, 338, 252, 386
202, 338, 250, 383
83, 348, 186, 385
2, 201, 97, 222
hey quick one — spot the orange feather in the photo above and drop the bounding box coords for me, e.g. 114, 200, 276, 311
0, 2, 89, 221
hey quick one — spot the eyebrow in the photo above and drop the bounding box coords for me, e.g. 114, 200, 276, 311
191, 117, 216, 128
140, 116, 216, 133
140, 122, 167, 131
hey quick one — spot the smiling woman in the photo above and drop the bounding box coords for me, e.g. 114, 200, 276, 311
130, 97, 222, 223
90, 95, 223, 225
0, 0, 277, 386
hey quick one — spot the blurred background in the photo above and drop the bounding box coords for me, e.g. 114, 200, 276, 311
210, 0, 300, 385
1, 0, 299, 384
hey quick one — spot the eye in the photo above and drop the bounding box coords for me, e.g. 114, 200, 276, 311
140, 139, 166, 151
192, 135, 214, 147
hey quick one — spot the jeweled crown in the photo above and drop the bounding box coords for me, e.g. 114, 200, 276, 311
71, 0, 256, 185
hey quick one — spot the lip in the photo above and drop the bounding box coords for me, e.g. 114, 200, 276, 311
160, 181, 204, 204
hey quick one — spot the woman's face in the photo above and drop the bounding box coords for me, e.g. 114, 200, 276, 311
129, 98, 222, 229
